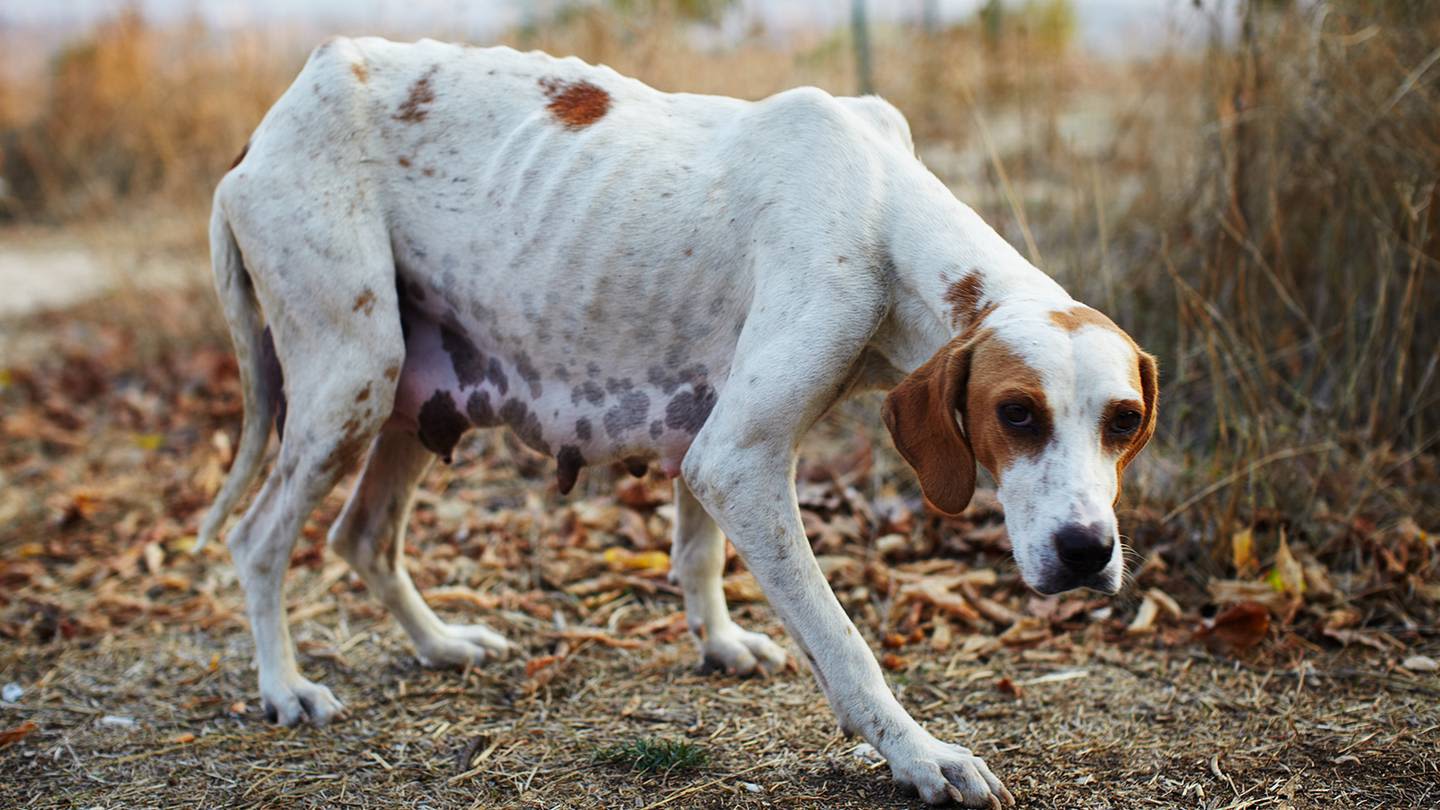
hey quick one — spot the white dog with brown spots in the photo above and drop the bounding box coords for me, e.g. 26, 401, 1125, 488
200, 37, 1158, 808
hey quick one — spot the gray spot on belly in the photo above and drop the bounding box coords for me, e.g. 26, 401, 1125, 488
571, 381, 604, 406
500, 398, 550, 454
486, 357, 509, 396
665, 383, 717, 434
603, 390, 650, 439
575, 417, 592, 441
440, 320, 486, 387
649, 419, 664, 440
515, 351, 543, 398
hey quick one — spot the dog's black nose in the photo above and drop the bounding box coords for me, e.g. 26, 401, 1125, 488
1053, 523, 1113, 576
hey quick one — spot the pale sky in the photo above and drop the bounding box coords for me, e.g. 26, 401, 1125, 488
1, 0, 1237, 56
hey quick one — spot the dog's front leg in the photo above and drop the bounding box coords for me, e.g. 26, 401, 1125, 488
686, 446, 1012, 807
680, 285, 1014, 807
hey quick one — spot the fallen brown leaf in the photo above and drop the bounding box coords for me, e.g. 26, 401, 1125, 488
0, 721, 38, 750
1197, 602, 1270, 653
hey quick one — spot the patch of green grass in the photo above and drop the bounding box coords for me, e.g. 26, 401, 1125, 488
591, 737, 709, 773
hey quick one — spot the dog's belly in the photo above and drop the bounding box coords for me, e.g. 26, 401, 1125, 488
388, 298, 732, 485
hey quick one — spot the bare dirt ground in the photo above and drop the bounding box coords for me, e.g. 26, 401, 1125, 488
3, 603, 1438, 809
2, 234, 1438, 809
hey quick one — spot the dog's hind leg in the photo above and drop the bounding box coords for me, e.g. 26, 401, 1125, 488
225, 317, 404, 726
670, 477, 788, 675
328, 430, 511, 667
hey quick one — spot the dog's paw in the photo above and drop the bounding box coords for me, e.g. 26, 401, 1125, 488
697, 627, 788, 676
416, 635, 495, 669
888, 738, 1014, 808
442, 622, 512, 658
260, 676, 345, 727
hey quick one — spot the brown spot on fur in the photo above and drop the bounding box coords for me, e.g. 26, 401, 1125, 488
398, 156, 412, 168
353, 289, 377, 315
355, 385, 371, 403
422, 167, 435, 177
323, 415, 371, 477
943, 273, 986, 328
394, 66, 439, 123
538, 78, 611, 129
384, 365, 400, 382
228, 142, 249, 171
350, 62, 369, 83
1049, 305, 1126, 337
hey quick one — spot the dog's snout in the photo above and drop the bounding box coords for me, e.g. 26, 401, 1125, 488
1053, 523, 1112, 576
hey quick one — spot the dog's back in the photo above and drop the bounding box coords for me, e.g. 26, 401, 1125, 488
219, 37, 914, 478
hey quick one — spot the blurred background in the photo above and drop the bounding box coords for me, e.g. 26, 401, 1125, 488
1, 3, 1438, 806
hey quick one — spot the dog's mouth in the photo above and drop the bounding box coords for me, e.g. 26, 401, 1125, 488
1026, 568, 1123, 597
1013, 550, 1125, 596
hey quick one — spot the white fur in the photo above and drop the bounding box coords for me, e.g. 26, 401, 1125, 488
198, 38, 1145, 808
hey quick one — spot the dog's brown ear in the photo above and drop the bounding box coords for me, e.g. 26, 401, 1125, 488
1115, 351, 1159, 502
883, 339, 976, 518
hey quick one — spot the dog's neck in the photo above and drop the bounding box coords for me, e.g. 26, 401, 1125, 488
878, 154, 1074, 371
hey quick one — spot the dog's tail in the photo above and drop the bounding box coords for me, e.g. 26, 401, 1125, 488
196, 203, 279, 551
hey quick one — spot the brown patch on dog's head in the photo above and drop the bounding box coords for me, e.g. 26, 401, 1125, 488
350, 62, 369, 83
1049, 305, 1125, 338
943, 272, 986, 328
885, 329, 1053, 517
394, 66, 438, 123
964, 338, 1051, 486
1051, 303, 1159, 502
538, 78, 610, 129
1112, 351, 1159, 502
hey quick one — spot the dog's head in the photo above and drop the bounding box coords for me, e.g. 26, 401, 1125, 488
884, 302, 1157, 595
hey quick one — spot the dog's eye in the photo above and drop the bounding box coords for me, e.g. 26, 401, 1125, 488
1110, 410, 1142, 435
999, 403, 1033, 428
